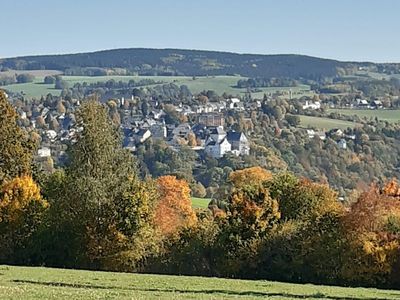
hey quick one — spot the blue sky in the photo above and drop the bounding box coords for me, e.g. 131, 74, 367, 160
1, 0, 399, 62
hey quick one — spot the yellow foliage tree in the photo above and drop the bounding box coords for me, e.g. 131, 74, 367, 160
0, 176, 48, 263
229, 166, 272, 188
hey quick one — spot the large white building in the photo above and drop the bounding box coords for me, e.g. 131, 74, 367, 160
204, 127, 250, 158
205, 137, 231, 158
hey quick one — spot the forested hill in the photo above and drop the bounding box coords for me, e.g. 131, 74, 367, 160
0, 48, 361, 79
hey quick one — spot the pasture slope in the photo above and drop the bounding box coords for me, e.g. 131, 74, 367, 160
0, 265, 399, 299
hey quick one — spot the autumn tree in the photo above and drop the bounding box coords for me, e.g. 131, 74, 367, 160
341, 185, 400, 287
187, 132, 197, 147
56, 100, 66, 114
0, 176, 48, 264
0, 90, 36, 184
155, 176, 197, 236
229, 166, 272, 188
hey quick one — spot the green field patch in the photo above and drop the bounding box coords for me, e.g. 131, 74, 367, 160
299, 115, 358, 130
191, 197, 211, 209
329, 108, 400, 123
2, 79, 60, 99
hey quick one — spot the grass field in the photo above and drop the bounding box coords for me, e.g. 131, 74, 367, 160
329, 108, 400, 123
2, 73, 312, 100
0, 265, 399, 299
299, 115, 359, 130
191, 197, 211, 209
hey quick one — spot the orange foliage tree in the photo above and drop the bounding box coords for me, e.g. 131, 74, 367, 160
155, 176, 197, 236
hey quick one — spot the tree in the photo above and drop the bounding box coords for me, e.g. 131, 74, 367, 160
0, 176, 48, 264
285, 114, 300, 127
35, 116, 46, 128
215, 185, 280, 276
198, 95, 208, 105
0, 90, 36, 184
266, 173, 341, 221
141, 101, 149, 116
44, 76, 56, 84
191, 182, 207, 198
187, 132, 197, 147
55, 76, 69, 90
341, 185, 400, 287
229, 167, 272, 188
56, 100, 66, 114
155, 176, 197, 236
86, 177, 159, 271
49, 118, 60, 131
16, 74, 35, 83
45, 99, 157, 270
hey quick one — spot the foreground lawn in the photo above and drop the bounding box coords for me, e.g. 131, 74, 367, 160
0, 266, 400, 299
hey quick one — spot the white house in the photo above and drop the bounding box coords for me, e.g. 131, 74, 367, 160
302, 101, 321, 110
226, 131, 250, 156
46, 130, 58, 141
338, 139, 347, 149
38, 147, 51, 158
205, 137, 231, 158
306, 129, 326, 140
357, 99, 369, 108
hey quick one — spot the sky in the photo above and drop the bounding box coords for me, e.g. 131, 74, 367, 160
1, 0, 400, 62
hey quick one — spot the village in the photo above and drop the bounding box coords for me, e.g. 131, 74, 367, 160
9, 85, 393, 174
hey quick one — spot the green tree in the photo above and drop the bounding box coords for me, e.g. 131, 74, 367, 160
46, 99, 158, 270
44, 76, 56, 84
216, 185, 280, 276
16, 74, 35, 83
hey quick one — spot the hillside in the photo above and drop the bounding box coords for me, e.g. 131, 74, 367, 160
0, 48, 356, 79
1, 265, 399, 299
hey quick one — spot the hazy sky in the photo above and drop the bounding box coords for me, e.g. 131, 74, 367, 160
1, 0, 399, 62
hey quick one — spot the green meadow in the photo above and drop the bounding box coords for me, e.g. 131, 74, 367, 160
299, 115, 359, 130
191, 197, 211, 209
329, 108, 400, 123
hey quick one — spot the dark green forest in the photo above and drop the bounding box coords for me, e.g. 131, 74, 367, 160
0, 48, 355, 79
